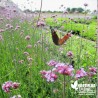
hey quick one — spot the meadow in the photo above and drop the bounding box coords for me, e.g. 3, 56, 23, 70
0, 8, 97, 98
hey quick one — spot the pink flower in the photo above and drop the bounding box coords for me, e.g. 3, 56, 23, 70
40, 70, 47, 75
24, 52, 29, 56
26, 44, 32, 48
84, 3, 88, 6
40, 70, 58, 82
13, 9, 16, 12
88, 67, 97, 77
89, 67, 97, 72
55, 63, 65, 68
15, 25, 21, 30
47, 60, 58, 67
19, 60, 24, 64
25, 35, 30, 40
66, 51, 73, 58
2, 81, 20, 93
2, 81, 13, 93
0, 18, 3, 20
40, 70, 48, 78
6, 24, 11, 28
56, 65, 74, 76
0, 29, 4, 33
75, 68, 87, 79
63, 11, 68, 14
5, 24, 13, 29
27, 57, 33, 62
37, 21, 45, 27
51, 15, 57, 18
12, 82, 20, 89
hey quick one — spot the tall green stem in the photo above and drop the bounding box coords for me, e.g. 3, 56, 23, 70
63, 75, 66, 98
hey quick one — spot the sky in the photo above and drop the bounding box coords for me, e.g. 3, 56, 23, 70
11, 0, 97, 11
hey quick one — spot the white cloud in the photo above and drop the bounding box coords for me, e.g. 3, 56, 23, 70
11, 0, 97, 11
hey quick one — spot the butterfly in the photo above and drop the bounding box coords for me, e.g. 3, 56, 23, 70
50, 26, 71, 45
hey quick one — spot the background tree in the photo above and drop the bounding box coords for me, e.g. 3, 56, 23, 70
77, 7, 84, 13
66, 7, 71, 13
70, 8, 77, 13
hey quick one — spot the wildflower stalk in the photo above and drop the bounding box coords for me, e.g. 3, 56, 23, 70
78, 4, 87, 67
63, 75, 66, 98
8, 92, 12, 98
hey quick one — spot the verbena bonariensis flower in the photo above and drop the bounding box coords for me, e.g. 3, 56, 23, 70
26, 44, 32, 48
55, 63, 65, 68
37, 21, 45, 27
75, 68, 87, 79
88, 67, 97, 77
2, 81, 13, 93
2, 81, 20, 93
12, 82, 20, 89
27, 57, 33, 62
6, 24, 13, 29
66, 51, 73, 58
56, 65, 74, 76
19, 60, 24, 64
63, 11, 68, 14
15, 25, 21, 30
0, 29, 4, 33
47, 60, 58, 67
84, 3, 88, 6
24, 52, 29, 56
25, 35, 30, 40
40, 70, 58, 82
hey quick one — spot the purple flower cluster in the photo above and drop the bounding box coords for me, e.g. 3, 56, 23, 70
66, 51, 73, 58
40, 60, 74, 82
56, 65, 74, 76
84, 3, 88, 7
37, 21, 45, 27
75, 68, 87, 79
88, 67, 97, 77
75, 67, 97, 79
47, 60, 58, 67
2, 81, 20, 93
41, 59, 97, 82
40, 70, 58, 82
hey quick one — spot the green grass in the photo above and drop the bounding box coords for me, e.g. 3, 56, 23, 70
46, 18, 96, 41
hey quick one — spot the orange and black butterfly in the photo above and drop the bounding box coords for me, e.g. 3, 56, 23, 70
50, 26, 71, 45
